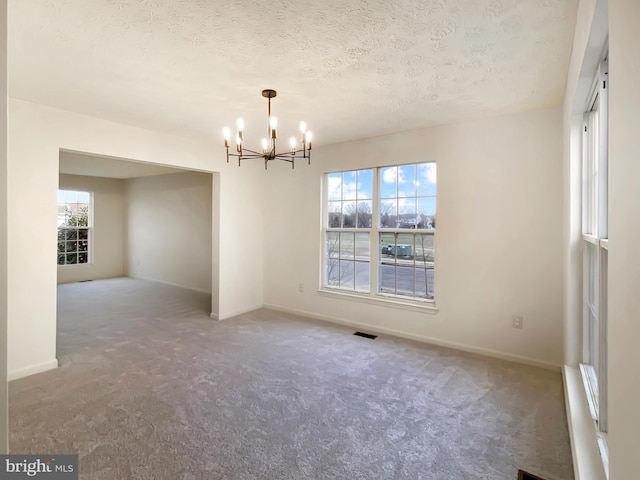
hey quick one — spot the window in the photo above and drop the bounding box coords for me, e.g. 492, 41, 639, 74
581, 56, 608, 448
57, 190, 91, 266
326, 170, 372, 291
323, 163, 436, 304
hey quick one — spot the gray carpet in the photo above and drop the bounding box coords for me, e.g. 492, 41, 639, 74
9, 278, 573, 480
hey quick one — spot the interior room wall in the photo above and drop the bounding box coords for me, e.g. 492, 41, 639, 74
608, 1, 640, 477
0, 0, 8, 453
263, 107, 564, 368
7, 98, 264, 379
57, 174, 126, 284
126, 171, 212, 293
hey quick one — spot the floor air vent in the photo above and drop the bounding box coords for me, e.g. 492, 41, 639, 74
353, 331, 378, 340
518, 470, 548, 480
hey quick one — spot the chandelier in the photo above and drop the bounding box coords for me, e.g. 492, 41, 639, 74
223, 89, 312, 169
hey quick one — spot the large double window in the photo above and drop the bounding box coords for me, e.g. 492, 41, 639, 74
324, 162, 436, 303
57, 190, 92, 266
581, 56, 608, 460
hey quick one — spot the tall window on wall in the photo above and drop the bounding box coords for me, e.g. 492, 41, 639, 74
379, 164, 436, 299
326, 169, 373, 291
323, 163, 436, 303
581, 55, 608, 456
57, 190, 91, 266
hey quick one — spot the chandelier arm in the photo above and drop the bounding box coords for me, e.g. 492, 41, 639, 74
271, 158, 300, 163
272, 151, 308, 159
237, 148, 264, 156
227, 152, 265, 159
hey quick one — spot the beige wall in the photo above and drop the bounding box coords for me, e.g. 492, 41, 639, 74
0, 0, 7, 454
126, 171, 213, 293
608, 1, 640, 477
57, 174, 126, 284
263, 107, 564, 368
7, 98, 264, 379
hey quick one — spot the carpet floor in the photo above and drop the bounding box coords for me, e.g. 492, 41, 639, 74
9, 277, 574, 480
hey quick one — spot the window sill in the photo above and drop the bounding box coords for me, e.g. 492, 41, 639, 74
579, 364, 609, 479
318, 288, 438, 314
564, 366, 608, 480
57, 263, 93, 269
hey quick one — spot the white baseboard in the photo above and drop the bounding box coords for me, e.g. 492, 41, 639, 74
210, 304, 264, 321
8, 359, 58, 381
263, 303, 561, 371
563, 366, 607, 480
129, 275, 211, 295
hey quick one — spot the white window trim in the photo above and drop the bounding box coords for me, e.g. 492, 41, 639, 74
580, 53, 609, 478
317, 289, 439, 313
320, 164, 437, 308
579, 363, 599, 421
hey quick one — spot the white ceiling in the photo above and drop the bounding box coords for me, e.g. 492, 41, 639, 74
59, 150, 187, 178
9, 0, 578, 149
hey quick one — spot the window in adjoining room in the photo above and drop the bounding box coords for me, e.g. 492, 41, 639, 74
57, 190, 92, 266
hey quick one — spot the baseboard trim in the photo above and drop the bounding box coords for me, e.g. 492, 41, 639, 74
562, 366, 607, 480
211, 304, 264, 321
263, 304, 561, 371
8, 359, 59, 381
129, 275, 211, 295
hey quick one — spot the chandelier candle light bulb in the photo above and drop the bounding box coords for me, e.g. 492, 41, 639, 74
223, 89, 313, 169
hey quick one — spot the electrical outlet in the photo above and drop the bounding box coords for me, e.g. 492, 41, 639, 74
298, 283, 304, 293
512, 315, 523, 329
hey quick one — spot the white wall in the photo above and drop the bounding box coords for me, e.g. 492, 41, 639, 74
608, 1, 640, 477
264, 107, 564, 368
126, 171, 212, 293
7, 98, 264, 379
0, 0, 7, 454
57, 174, 126, 284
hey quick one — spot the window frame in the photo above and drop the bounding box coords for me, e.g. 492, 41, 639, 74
57, 189, 94, 268
580, 54, 608, 466
321, 163, 437, 310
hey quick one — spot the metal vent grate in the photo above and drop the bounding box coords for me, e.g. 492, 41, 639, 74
518, 470, 547, 480
353, 331, 378, 340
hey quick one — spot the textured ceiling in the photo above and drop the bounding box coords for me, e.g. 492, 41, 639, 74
9, 0, 578, 149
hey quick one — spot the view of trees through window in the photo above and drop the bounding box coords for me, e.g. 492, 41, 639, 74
324, 163, 436, 301
57, 190, 91, 266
